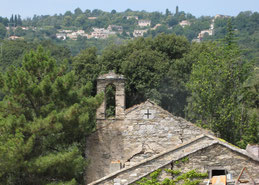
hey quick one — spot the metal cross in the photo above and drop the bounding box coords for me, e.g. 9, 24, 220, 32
144, 109, 152, 119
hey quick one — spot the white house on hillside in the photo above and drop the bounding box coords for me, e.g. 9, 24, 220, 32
127, 16, 138, 20
138, 20, 151, 27
179, 20, 191, 27
133, 29, 148, 37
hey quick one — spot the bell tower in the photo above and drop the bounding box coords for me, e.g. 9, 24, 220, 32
96, 71, 125, 119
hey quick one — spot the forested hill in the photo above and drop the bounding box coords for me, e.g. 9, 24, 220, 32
0, 8, 259, 59
0, 8, 258, 185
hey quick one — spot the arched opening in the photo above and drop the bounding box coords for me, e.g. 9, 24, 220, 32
105, 84, 116, 118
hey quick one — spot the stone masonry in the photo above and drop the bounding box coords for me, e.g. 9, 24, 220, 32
169, 143, 259, 181
88, 135, 259, 185
96, 71, 125, 120
85, 72, 259, 185
86, 72, 213, 183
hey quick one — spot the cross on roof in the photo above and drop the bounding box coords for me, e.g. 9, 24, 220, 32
144, 109, 152, 119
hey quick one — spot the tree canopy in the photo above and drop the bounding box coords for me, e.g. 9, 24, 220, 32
0, 47, 102, 184
186, 23, 258, 146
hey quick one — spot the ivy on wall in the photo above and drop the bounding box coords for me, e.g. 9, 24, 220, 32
136, 169, 208, 185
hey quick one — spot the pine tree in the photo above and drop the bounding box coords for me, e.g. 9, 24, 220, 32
186, 24, 255, 146
0, 47, 103, 184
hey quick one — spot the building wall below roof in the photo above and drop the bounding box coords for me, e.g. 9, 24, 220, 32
90, 142, 259, 185
159, 144, 259, 184
85, 101, 208, 183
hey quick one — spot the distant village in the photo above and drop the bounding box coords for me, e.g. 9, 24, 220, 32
6, 14, 231, 41
55, 17, 153, 40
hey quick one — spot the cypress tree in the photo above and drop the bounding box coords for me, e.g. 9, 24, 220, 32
17, 14, 22, 26
14, 15, 17, 26
175, 6, 179, 15
10, 14, 14, 23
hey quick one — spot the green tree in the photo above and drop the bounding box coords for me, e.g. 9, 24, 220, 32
0, 47, 102, 184
14, 26, 26, 37
10, 14, 14, 23
17, 14, 22, 26
64, 11, 73, 16
175, 6, 179, 15
186, 31, 255, 145
121, 47, 169, 107
159, 42, 208, 116
75, 14, 87, 27
74, 8, 83, 17
0, 40, 36, 71
14, 15, 18, 26
0, 23, 6, 39
72, 47, 101, 87
0, 16, 9, 26
100, 34, 192, 114
165, 9, 171, 16
63, 16, 72, 27
168, 16, 178, 27
111, 9, 117, 14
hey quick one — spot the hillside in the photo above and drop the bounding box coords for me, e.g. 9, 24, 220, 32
0, 8, 258, 60
0, 7, 258, 185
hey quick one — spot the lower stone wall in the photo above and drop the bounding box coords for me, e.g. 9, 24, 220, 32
171, 144, 259, 179
88, 136, 214, 185
155, 144, 259, 185
85, 120, 125, 183
88, 137, 259, 185
133, 144, 259, 185
85, 101, 208, 184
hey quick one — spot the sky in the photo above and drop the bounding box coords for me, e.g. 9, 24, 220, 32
1, 0, 259, 19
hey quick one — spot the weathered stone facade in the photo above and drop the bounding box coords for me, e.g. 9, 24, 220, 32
86, 99, 213, 183
85, 72, 259, 185
170, 143, 259, 180
88, 136, 259, 185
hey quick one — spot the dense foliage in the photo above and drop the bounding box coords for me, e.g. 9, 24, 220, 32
0, 9, 258, 59
0, 40, 71, 71
0, 9, 258, 184
186, 22, 258, 146
0, 47, 102, 184
137, 169, 208, 185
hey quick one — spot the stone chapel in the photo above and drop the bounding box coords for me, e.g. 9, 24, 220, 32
85, 71, 259, 185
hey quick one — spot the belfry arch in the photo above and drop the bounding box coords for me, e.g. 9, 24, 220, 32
105, 83, 116, 118
96, 71, 125, 119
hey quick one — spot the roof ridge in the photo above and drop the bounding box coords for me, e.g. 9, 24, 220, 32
125, 100, 156, 114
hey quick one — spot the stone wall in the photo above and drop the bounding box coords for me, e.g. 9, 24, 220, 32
88, 139, 259, 185
161, 144, 259, 182
123, 101, 210, 166
85, 101, 210, 183
88, 135, 214, 185
87, 72, 258, 185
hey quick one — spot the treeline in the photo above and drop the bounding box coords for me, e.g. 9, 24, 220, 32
0, 26, 258, 184
204, 11, 259, 62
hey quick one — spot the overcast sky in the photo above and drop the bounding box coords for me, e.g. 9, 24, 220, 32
1, 0, 258, 19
